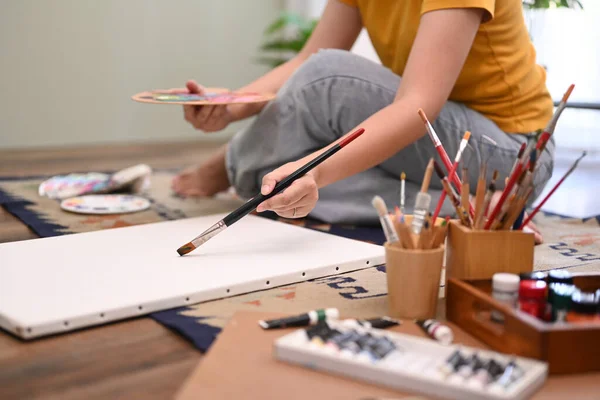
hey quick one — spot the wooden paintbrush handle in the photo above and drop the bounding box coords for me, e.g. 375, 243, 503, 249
473, 177, 486, 224
421, 158, 435, 193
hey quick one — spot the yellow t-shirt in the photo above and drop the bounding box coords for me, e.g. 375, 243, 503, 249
338, 0, 553, 133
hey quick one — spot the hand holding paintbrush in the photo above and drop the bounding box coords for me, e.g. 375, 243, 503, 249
176, 128, 366, 256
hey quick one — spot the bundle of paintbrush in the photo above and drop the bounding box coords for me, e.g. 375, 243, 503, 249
433, 84, 581, 232
372, 158, 450, 250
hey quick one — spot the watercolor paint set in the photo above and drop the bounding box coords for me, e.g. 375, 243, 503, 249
273, 319, 548, 400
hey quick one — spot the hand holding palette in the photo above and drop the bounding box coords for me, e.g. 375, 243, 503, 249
273, 320, 548, 400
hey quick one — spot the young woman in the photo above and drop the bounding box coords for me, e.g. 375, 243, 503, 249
171, 0, 553, 243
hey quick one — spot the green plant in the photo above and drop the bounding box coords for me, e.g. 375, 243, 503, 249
522, 0, 583, 9
256, 12, 319, 68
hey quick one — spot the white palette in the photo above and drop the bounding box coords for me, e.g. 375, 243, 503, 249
0, 214, 384, 339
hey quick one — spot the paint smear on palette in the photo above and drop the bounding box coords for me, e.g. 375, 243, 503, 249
39, 173, 111, 200
145, 93, 223, 102
60, 195, 151, 215
140, 92, 271, 104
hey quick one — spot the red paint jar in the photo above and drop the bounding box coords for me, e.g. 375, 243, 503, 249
518, 280, 547, 319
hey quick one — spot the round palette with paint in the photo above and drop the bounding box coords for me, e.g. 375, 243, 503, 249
60, 195, 151, 215
132, 87, 276, 105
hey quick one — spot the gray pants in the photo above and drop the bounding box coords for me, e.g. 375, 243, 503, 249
226, 49, 554, 224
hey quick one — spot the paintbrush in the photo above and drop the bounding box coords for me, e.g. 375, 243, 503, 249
411, 158, 434, 235
431, 131, 472, 221
503, 187, 533, 229
512, 152, 537, 230
372, 195, 400, 244
490, 144, 537, 231
433, 161, 471, 227
461, 167, 470, 216
392, 214, 414, 249
429, 216, 450, 248
176, 128, 366, 256
509, 143, 527, 178
418, 221, 432, 249
532, 84, 575, 161
418, 109, 475, 218
520, 151, 587, 229
400, 172, 406, 214
473, 164, 486, 229
484, 157, 525, 230
475, 170, 498, 229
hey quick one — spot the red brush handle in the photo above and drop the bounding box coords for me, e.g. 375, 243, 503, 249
484, 162, 524, 230
435, 147, 475, 217
519, 171, 566, 229
432, 191, 446, 221
339, 128, 365, 148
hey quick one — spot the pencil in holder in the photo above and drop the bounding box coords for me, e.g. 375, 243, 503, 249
445, 221, 534, 281
384, 243, 445, 319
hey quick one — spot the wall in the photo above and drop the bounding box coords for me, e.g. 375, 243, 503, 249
0, 0, 282, 149
284, 0, 380, 63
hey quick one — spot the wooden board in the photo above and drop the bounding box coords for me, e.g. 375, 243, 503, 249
176, 311, 600, 400
0, 214, 384, 339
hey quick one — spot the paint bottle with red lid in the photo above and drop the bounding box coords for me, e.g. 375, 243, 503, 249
518, 280, 547, 319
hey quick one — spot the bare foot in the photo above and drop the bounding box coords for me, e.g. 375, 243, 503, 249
171, 144, 230, 197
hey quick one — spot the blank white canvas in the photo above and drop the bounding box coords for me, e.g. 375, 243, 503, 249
0, 214, 384, 339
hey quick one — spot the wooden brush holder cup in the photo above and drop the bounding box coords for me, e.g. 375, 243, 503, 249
384, 243, 445, 319
445, 221, 534, 281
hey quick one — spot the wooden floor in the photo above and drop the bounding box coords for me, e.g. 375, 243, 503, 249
0, 139, 224, 400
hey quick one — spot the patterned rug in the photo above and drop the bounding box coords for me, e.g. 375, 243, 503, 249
1, 170, 599, 351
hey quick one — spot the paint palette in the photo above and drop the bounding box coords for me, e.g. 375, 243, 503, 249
132, 88, 276, 105
60, 194, 150, 215
39, 172, 112, 200
39, 164, 151, 200
274, 320, 548, 400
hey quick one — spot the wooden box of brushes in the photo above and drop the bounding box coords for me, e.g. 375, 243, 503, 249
445, 221, 534, 281
446, 274, 600, 374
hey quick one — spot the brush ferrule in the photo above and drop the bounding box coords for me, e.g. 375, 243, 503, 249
400, 180, 406, 211
411, 193, 431, 234
190, 220, 227, 248
454, 141, 468, 162
426, 122, 442, 146
380, 215, 400, 244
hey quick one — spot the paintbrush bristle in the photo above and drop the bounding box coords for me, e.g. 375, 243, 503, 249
463, 131, 471, 141
433, 160, 445, 179
401, 171, 406, 180
371, 195, 388, 217
492, 169, 499, 181
177, 242, 196, 256
417, 108, 428, 124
